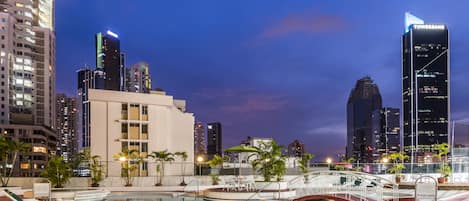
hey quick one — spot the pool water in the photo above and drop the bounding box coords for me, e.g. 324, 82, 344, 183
104, 192, 201, 201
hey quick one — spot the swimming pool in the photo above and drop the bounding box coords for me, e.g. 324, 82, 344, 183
104, 192, 201, 201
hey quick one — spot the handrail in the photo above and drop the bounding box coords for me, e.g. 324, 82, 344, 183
288, 170, 399, 201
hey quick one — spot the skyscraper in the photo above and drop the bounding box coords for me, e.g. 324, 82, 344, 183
0, 0, 57, 176
402, 13, 449, 164
288, 140, 305, 157
77, 68, 94, 150
371, 107, 400, 161
207, 122, 222, 159
96, 30, 122, 91
55, 94, 77, 163
194, 122, 206, 155
346, 76, 382, 163
126, 62, 152, 93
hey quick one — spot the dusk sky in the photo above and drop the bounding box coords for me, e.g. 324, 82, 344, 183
56, 1, 469, 160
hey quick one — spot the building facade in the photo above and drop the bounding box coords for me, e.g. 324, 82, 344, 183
346, 76, 382, 163
402, 13, 449, 163
125, 62, 151, 93
194, 122, 206, 155
55, 94, 77, 163
288, 139, 305, 157
0, 0, 57, 176
371, 107, 400, 162
207, 122, 222, 159
88, 89, 195, 177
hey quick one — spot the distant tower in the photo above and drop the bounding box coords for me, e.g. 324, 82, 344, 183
96, 30, 122, 91
371, 107, 400, 161
56, 94, 78, 163
207, 122, 222, 159
126, 62, 152, 93
402, 13, 449, 164
346, 76, 382, 163
77, 68, 95, 150
288, 140, 305, 157
194, 122, 206, 155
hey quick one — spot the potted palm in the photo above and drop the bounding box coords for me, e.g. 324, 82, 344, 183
207, 154, 225, 185
149, 150, 174, 186
80, 149, 105, 187
250, 140, 288, 190
174, 151, 188, 186
298, 153, 314, 183
113, 149, 141, 187
433, 143, 451, 183
40, 156, 72, 188
388, 151, 408, 183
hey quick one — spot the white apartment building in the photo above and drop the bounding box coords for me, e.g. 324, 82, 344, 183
88, 89, 195, 177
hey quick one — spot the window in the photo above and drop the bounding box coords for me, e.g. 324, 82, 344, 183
121, 142, 128, 151
32, 146, 47, 153
121, 123, 128, 133
141, 142, 148, 153
142, 124, 148, 134
121, 103, 128, 119
142, 105, 148, 115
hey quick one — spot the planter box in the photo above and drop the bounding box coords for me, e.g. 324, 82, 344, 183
254, 181, 288, 191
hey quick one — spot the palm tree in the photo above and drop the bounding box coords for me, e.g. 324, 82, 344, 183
149, 150, 174, 186
113, 149, 141, 187
298, 153, 314, 183
174, 151, 188, 186
80, 149, 105, 187
40, 156, 72, 188
249, 140, 286, 182
388, 151, 409, 183
0, 136, 31, 187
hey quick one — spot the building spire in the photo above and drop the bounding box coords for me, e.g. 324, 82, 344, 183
405, 12, 424, 33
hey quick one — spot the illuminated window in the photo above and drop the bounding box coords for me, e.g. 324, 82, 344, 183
33, 146, 47, 153
20, 163, 29, 169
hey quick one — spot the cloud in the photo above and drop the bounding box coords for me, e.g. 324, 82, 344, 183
306, 123, 346, 137
260, 11, 348, 39
221, 95, 288, 113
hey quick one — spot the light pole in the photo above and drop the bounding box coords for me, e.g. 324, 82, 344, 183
382, 157, 389, 174
119, 156, 128, 185
196, 156, 204, 200
326, 158, 332, 170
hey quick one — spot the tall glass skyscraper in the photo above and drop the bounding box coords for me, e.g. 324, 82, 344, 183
346, 77, 382, 163
402, 13, 449, 164
96, 30, 123, 91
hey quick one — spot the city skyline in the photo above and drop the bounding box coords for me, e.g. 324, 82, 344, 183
55, 1, 469, 159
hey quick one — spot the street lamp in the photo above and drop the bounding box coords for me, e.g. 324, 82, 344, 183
326, 158, 332, 169
196, 156, 204, 199
382, 157, 389, 174
197, 156, 204, 176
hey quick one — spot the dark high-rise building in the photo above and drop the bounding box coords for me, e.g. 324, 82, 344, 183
346, 76, 382, 163
56, 94, 77, 163
371, 107, 400, 162
288, 140, 305, 157
194, 122, 206, 155
96, 30, 122, 91
402, 13, 449, 164
77, 68, 95, 151
207, 122, 222, 159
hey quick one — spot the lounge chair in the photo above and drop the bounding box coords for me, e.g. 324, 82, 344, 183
3, 189, 38, 201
